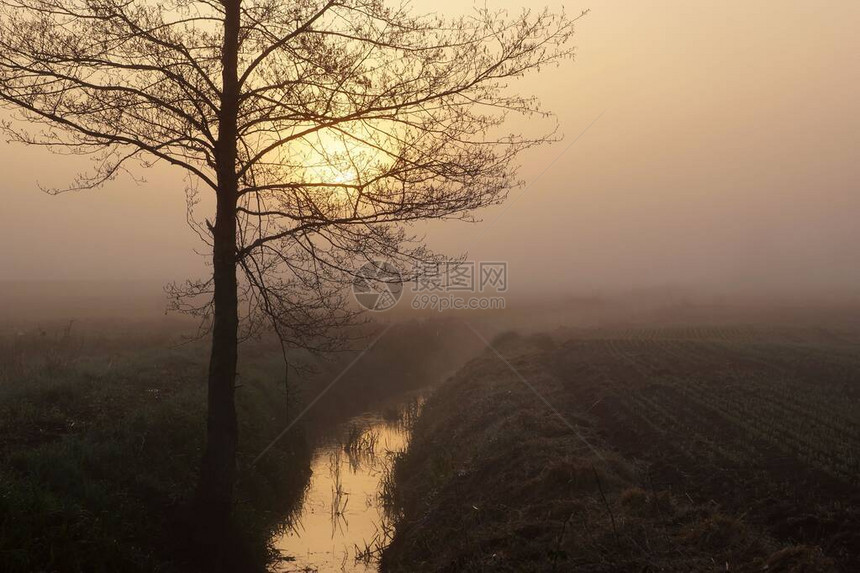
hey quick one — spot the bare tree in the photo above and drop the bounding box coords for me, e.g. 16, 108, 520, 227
0, 0, 580, 539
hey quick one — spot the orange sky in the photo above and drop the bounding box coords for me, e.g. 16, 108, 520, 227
1, 1, 858, 299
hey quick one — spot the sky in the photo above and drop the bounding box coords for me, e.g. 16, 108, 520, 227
1, 0, 858, 302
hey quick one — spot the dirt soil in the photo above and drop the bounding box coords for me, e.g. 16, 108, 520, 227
382, 327, 858, 572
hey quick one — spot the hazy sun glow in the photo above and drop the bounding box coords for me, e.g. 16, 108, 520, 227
2, 0, 858, 296
299, 127, 391, 202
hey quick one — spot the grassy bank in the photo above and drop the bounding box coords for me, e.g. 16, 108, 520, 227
382, 330, 850, 572
0, 318, 477, 572
0, 326, 309, 572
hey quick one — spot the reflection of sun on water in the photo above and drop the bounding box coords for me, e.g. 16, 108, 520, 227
273, 396, 425, 572
272, 412, 411, 573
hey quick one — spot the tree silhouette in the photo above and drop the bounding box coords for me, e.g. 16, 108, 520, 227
0, 0, 580, 547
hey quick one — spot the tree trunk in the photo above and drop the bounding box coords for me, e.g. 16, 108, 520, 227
195, 192, 239, 519
194, 0, 241, 545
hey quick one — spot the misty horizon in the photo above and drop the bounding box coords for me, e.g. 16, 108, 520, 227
2, 1, 858, 301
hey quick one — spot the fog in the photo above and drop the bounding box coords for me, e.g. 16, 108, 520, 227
2, 1, 859, 307
2, 4, 860, 571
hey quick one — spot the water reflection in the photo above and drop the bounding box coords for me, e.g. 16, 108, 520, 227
272, 396, 423, 572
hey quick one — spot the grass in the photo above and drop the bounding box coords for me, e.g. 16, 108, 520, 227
343, 423, 381, 457
0, 326, 309, 573
382, 329, 852, 572
0, 317, 477, 571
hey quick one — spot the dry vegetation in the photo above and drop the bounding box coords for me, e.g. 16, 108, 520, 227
0, 318, 477, 571
0, 325, 311, 572
383, 326, 860, 571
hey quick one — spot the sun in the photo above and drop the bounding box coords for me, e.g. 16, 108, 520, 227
302, 128, 388, 197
